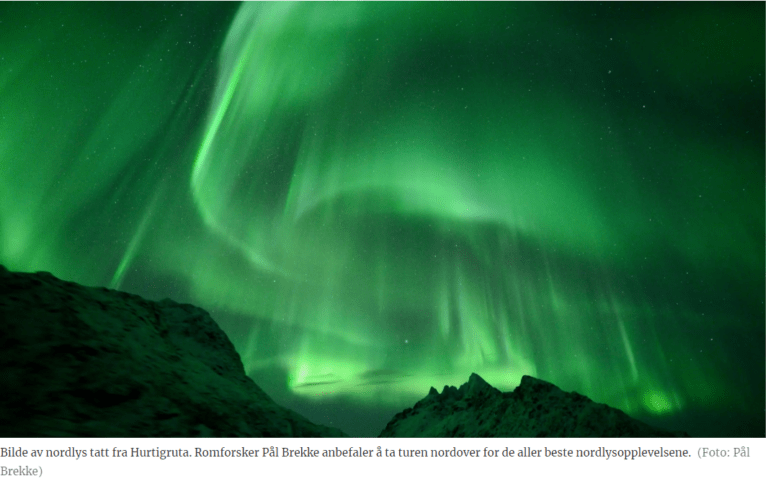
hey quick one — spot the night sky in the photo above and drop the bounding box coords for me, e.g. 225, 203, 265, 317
1, 2, 764, 437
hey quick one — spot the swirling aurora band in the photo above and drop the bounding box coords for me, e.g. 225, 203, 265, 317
0, 2, 763, 436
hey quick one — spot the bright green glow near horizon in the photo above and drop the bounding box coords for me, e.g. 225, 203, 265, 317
0, 2, 764, 436
642, 391, 677, 416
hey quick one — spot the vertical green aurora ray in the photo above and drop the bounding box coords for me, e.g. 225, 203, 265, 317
0, 2, 240, 282
0, 2, 763, 436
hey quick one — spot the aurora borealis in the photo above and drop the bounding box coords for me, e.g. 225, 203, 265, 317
0, 2, 764, 437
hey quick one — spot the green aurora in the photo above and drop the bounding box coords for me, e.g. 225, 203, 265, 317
0, 2, 764, 436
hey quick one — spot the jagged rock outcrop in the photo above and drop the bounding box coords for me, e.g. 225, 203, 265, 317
379, 373, 686, 437
0, 265, 345, 437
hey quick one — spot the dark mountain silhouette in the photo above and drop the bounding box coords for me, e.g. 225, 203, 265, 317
379, 373, 687, 437
0, 265, 345, 437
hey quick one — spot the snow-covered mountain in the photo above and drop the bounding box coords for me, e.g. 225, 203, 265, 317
0, 265, 345, 437
379, 373, 686, 437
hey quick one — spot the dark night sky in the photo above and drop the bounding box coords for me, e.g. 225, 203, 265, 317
0, 2, 764, 437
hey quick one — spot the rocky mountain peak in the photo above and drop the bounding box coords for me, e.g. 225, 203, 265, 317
379, 372, 687, 437
459, 372, 495, 397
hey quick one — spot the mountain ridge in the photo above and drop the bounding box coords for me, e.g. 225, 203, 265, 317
0, 265, 345, 437
379, 372, 687, 437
